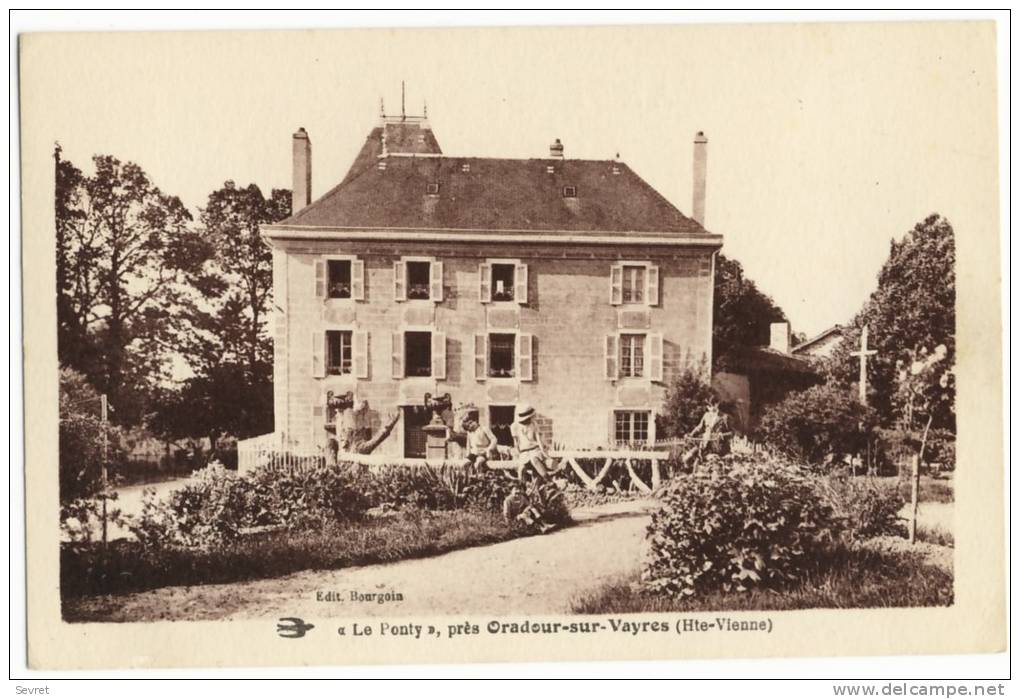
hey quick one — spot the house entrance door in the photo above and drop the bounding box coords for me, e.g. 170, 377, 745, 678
402, 406, 430, 458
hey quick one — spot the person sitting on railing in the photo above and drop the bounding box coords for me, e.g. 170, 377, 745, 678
511, 403, 560, 481
462, 415, 499, 469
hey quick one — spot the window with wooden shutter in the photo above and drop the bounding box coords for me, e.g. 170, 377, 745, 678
605, 334, 619, 379
353, 330, 369, 379
648, 333, 664, 382
479, 263, 492, 303
314, 259, 326, 299
391, 331, 404, 379
431, 332, 446, 380
646, 265, 659, 306
393, 260, 406, 301
517, 333, 533, 381
610, 264, 623, 305
312, 331, 325, 378
516, 263, 529, 304
351, 259, 365, 301
430, 261, 444, 302
474, 334, 488, 380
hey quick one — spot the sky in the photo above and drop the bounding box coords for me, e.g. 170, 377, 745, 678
32, 21, 999, 338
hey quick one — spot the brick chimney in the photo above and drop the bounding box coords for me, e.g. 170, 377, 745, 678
770, 322, 791, 354
549, 138, 564, 159
292, 127, 311, 213
692, 130, 708, 226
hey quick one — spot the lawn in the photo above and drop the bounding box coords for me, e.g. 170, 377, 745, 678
62, 508, 529, 618
571, 543, 953, 614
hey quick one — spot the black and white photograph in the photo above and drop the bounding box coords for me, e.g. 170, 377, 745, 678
15, 16, 1006, 674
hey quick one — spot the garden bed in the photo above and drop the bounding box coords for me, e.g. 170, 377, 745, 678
571, 542, 953, 614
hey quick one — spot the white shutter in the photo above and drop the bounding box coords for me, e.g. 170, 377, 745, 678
431, 261, 444, 302
517, 333, 533, 381
479, 263, 492, 303
312, 331, 325, 378
431, 331, 446, 380
391, 332, 404, 379
474, 333, 488, 381
353, 331, 369, 379
516, 263, 529, 305
351, 259, 365, 301
605, 334, 619, 380
648, 333, 664, 382
646, 264, 659, 306
610, 264, 623, 305
314, 259, 326, 299
393, 260, 406, 301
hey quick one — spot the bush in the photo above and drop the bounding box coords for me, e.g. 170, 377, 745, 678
816, 475, 906, 541
655, 360, 716, 439
643, 455, 835, 598
758, 383, 879, 467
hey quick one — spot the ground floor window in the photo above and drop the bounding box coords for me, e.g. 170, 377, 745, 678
404, 331, 432, 377
326, 330, 352, 375
489, 405, 516, 447
615, 410, 650, 445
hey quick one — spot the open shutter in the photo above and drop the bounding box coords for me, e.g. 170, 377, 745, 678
314, 259, 326, 299
610, 264, 623, 305
474, 334, 488, 380
646, 264, 659, 306
431, 261, 444, 302
479, 263, 492, 303
516, 263, 529, 304
393, 260, 406, 301
605, 334, 619, 379
391, 332, 404, 379
351, 259, 365, 301
517, 333, 533, 381
431, 331, 446, 380
312, 331, 325, 378
648, 333, 664, 382
353, 331, 369, 379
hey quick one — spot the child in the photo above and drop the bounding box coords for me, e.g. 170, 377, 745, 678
462, 414, 499, 469
510, 403, 552, 480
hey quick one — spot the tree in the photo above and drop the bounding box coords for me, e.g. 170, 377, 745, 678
713, 254, 789, 361
58, 368, 123, 503
894, 344, 954, 460
54, 149, 203, 423
156, 182, 291, 443
655, 359, 717, 439
826, 214, 956, 427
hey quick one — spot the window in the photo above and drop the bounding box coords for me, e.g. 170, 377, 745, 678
407, 261, 431, 300
425, 182, 440, 195
327, 260, 351, 299
491, 264, 515, 302
488, 333, 516, 378
404, 331, 432, 377
326, 331, 353, 375
562, 185, 577, 198
620, 333, 645, 378
489, 406, 515, 447
615, 411, 650, 444
622, 265, 646, 304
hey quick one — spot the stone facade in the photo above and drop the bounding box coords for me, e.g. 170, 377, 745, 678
267, 237, 716, 458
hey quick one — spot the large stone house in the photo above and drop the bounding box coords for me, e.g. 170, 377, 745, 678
259, 108, 722, 460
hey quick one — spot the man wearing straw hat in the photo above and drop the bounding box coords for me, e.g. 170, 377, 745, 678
510, 403, 552, 481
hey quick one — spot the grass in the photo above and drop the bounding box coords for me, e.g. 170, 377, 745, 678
61, 509, 528, 615
570, 543, 953, 614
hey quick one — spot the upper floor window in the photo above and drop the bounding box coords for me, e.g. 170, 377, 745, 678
314, 256, 364, 301
326, 330, 353, 375
619, 333, 645, 378
479, 261, 528, 304
610, 262, 659, 306
473, 332, 533, 382
394, 258, 444, 302
327, 260, 352, 299
404, 331, 433, 377
622, 265, 645, 304
488, 333, 516, 378
391, 329, 447, 380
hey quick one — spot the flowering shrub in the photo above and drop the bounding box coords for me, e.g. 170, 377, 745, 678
643, 455, 835, 598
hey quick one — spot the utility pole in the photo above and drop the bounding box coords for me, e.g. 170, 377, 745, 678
100, 393, 108, 547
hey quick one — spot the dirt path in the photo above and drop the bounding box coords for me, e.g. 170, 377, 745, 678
70, 499, 657, 622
